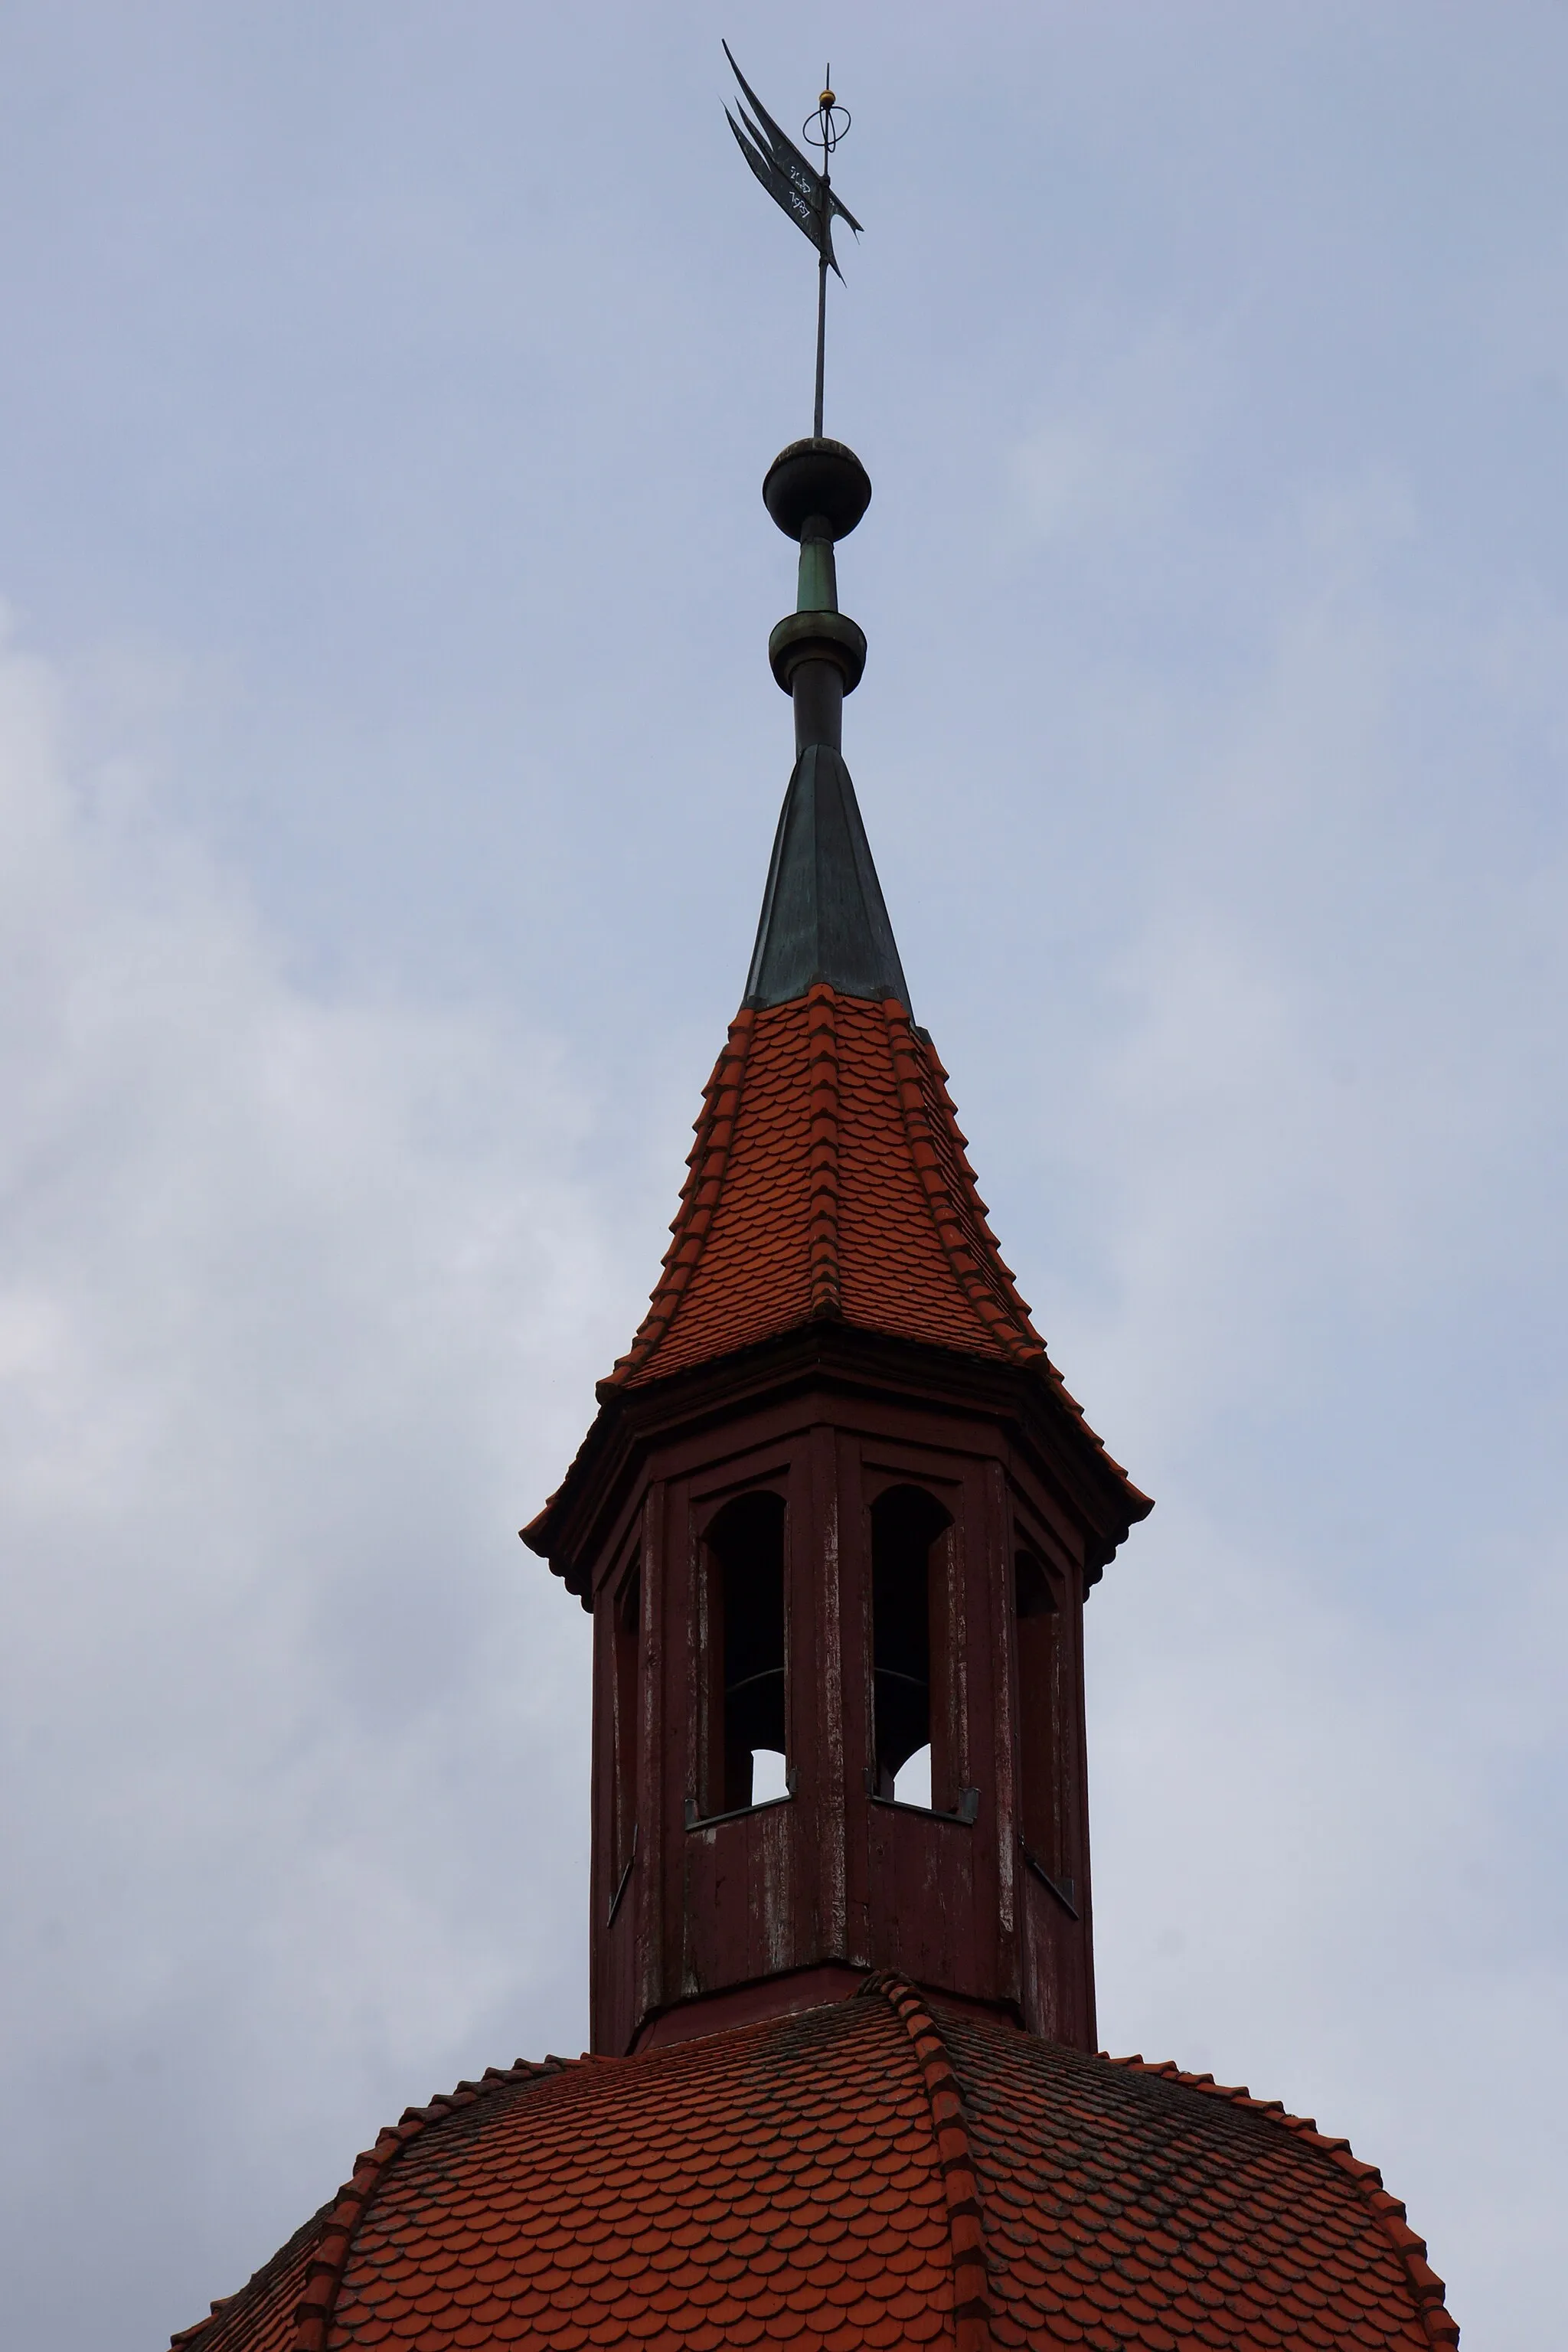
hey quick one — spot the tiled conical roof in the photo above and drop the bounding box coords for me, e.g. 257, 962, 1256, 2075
607, 982, 1045, 1388
169, 1978, 1459, 2352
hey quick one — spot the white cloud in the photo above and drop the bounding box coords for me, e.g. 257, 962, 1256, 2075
1047, 521, 1568, 2342
0, 627, 612, 2341
1011, 328, 1223, 547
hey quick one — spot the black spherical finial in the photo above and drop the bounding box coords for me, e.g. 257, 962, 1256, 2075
763, 438, 872, 541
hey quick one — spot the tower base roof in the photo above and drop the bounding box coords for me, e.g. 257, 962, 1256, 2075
173, 1978, 1457, 2352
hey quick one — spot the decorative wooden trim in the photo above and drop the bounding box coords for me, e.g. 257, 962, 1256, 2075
1020, 1839, 1078, 1917
684, 1788, 795, 1830
606, 1821, 638, 1926
866, 1771, 981, 1826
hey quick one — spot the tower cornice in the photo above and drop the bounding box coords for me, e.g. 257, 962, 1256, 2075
523, 1315, 1150, 1607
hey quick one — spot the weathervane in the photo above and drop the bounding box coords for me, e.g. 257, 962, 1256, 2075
724, 43, 863, 439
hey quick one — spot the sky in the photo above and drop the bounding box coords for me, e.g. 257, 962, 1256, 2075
0, 4, 1564, 2345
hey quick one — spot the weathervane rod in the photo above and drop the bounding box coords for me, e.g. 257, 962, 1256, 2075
812, 70, 833, 436
814, 238, 828, 439
722, 44, 861, 440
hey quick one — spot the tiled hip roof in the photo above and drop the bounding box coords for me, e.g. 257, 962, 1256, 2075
172, 1981, 1457, 2352
947, 2020, 1460, 2351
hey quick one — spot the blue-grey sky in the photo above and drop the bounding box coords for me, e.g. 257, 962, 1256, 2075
1, 6, 1563, 2347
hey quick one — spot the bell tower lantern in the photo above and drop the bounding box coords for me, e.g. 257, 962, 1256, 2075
524, 436, 1150, 2058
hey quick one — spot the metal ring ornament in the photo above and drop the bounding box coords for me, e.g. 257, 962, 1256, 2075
803, 100, 851, 155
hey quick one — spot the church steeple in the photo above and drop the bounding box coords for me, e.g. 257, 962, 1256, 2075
172, 443, 1456, 2333
524, 432, 1150, 2060
170, 70, 1458, 2352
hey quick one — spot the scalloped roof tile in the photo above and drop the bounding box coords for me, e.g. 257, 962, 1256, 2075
608, 984, 1050, 1388
170, 1981, 1457, 2352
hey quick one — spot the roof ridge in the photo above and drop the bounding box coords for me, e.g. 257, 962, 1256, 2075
891, 1007, 1152, 1509
880, 1001, 1044, 1367
873, 1975, 994, 2352
166, 2057, 569, 2352
1108, 2054, 1460, 2348
805, 983, 841, 1317
606, 1011, 756, 1387
286, 2056, 566, 2352
167, 2198, 335, 2352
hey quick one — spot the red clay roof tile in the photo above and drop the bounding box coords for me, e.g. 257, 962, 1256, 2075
607, 988, 1048, 1387
171, 1981, 1456, 2352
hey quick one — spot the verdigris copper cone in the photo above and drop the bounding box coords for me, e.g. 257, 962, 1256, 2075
743, 744, 910, 1011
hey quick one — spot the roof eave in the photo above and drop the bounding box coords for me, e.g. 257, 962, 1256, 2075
522, 1318, 1151, 1603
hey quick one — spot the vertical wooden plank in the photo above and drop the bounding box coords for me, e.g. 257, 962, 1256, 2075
988, 1459, 1020, 1980
944, 1480, 969, 1811
937, 1478, 970, 1983
588, 1574, 609, 2051
959, 1457, 991, 2001
812, 1422, 845, 1964
839, 1430, 873, 1965
640, 1475, 670, 2038
1068, 1533, 1096, 2051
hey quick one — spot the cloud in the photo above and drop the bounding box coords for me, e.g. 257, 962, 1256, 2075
0, 624, 612, 2344
1010, 329, 1223, 548
1038, 499, 1568, 2341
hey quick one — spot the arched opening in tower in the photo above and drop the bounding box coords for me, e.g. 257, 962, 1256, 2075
702, 1490, 788, 1815
870, 1484, 953, 1805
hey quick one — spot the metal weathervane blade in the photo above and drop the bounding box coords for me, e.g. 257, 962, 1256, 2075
722, 42, 861, 439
